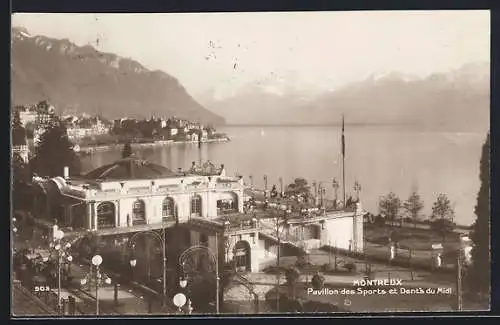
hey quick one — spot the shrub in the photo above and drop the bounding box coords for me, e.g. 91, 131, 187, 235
295, 253, 314, 269
311, 272, 325, 290
343, 262, 357, 273
262, 265, 288, 274
285, 267, 301, 285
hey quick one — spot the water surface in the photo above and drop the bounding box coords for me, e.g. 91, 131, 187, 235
81, 125, 486, 226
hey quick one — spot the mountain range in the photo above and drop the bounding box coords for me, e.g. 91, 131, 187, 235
11, 26, 224, 125
201, 62, 490, 131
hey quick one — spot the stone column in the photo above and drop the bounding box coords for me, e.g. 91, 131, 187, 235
93, 203, 98, 231
250, 239, 259, 273
114, 201, 119, 228
238, 190, 244, 213
87, 203, 92, 230
353, 203, 364, 253
318, 220, 327, 247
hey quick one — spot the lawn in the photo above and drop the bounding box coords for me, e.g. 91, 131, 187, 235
364, 224, 461, 251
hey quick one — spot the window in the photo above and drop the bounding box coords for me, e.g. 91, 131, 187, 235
132, 200, 146, 225
191, 195, 202, 216
162, 197, 175, 218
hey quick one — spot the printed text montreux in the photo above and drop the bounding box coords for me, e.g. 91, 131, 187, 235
352, 279, 404, 286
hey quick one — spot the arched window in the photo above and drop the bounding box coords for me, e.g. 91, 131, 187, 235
191, 195, 202, 217
132, 200, 146, 225
162, 197, 175, 218
97, 201, 115, 229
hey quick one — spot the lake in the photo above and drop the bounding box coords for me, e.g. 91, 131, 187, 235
80, 125, 487, 226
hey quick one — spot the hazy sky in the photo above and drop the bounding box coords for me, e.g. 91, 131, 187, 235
12, 11, 490, 99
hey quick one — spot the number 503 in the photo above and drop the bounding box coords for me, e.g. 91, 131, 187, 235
34, 286, 50, 292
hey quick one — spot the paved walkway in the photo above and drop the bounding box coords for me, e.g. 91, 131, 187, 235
13, 226, 177, 316
12, 284, 56, 317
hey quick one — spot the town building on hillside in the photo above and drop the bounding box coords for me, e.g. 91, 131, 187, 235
63, 115, 111, 140
188, 130, 199, 142
33, 101, 59, 147
12, 126, 29, 163
19, 109, 37, 127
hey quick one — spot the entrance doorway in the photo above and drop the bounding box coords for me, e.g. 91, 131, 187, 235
233, 240, 251, 272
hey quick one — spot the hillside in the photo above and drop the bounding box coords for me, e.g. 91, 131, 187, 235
11, 26, 225, 125
203, 62, 489, 131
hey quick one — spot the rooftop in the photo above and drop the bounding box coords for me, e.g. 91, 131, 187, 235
81, 156, 182, 181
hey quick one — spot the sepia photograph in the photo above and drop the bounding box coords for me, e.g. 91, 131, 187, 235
10, 10, 490, 317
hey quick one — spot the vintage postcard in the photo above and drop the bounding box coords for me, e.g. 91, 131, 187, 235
10, 11, 490, 317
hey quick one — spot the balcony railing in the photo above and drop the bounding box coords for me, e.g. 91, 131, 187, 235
215, 182, 239, 190
222, 218, 259, 233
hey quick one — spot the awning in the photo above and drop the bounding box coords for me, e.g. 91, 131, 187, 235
61, 195, 85, 206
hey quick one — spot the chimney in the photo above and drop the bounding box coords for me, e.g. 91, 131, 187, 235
63, 166, 69, 179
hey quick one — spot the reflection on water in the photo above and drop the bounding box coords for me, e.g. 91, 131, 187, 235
80, 126, 486, 226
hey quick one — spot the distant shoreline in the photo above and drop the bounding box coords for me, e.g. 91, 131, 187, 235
78, 137, 230, 154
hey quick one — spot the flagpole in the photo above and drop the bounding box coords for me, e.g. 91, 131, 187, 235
198, 130, 202, 166
342, 115, 346, 205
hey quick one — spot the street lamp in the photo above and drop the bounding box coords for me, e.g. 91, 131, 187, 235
178, 278, 193, 314
49, 229, 72, 314
318, 182, 326, 208
128, 226, 167, 307
80, 254, 112, 315
275, 208, 290, 312
178, 237, 220, 314
353, 181, 362, 201
264, 175, 268, 197
332, 178, 339, 207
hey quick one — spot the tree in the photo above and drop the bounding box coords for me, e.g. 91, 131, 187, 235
12, 153, 31, 210
378, 192, 401, 227
30, 123, 81, 178
12, 110, 27, 146
467, 132, 490, 299
311, 272, 325, 290
403, 191, 424, 228
122, 141, 132, 158
285, 178, 313, 203
430, 194, 455, 240
285, 267, 301, 300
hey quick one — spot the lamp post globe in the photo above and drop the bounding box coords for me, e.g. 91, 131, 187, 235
92, 255, 103, 266
55, 230, 65, 240
129, 259, 137, 267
